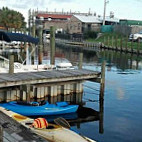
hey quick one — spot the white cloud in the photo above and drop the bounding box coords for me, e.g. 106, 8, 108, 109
0, 0, 142, 24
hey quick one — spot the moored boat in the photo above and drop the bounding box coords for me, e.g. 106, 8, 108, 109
0, 107, 96, 142
0, 101, 79, 116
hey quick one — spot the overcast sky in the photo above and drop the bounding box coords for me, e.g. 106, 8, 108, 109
0, 0, 142, 23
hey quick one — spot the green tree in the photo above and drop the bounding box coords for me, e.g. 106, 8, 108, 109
0, 7, 26, 31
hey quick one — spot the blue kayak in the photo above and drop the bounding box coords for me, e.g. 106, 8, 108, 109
0, 101, 79, 116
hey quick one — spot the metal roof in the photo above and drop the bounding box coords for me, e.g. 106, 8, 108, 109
74, 15, 102, 23
37, 14, 72, 19
99, 16, 119, 23
0, 31, 39, 44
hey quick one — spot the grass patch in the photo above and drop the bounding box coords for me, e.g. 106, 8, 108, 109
86, 32, 142, 50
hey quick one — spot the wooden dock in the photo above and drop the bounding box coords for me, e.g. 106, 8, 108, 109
0, 110, 48, 142
0, 69, 101, 88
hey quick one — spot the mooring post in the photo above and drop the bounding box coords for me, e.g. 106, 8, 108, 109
20, 85, 23, 101
104, 37, 106, 45
120, 36, 123, 50
38, 25, 43, 64
100, 61, 106, 100
107, 36, 110, 47
26, 84, 31, 102
111, 36, 114, 48
99, 61, 105, 134
115, 36, 117, 49
125, 37, 128, 52
137, 38, 140, 54
0, 125, 3, 142
9, 54, 14, 74
131, 40, 133, 52
50, 26, 55, 65
78, 52, 83, 69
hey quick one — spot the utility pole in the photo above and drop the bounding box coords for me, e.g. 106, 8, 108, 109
103, 0, 109, 25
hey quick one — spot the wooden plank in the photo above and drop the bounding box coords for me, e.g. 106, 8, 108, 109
0, 111, 47, 142
0, 69, 101, 88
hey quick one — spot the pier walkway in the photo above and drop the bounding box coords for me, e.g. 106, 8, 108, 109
0, 110, 48, 142
0, 69, 101, 88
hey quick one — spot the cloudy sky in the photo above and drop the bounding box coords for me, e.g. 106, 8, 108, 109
0, 0, 142, 23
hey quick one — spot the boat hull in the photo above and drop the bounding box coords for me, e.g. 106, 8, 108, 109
0, 107, 96, 142
0, 101, 79, 116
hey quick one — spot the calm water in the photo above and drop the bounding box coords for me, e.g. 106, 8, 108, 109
1, 45, 142, 142
55, 46, 142, 142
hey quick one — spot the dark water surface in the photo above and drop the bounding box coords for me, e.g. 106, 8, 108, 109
55, 46, 142, 142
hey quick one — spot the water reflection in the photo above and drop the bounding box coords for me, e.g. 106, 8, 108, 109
1, 43, 142, 141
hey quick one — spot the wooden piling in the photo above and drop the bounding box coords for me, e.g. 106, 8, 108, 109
26, 84, 31, 102
78, 53, 83, 69
32, 24, 36, 38
38, 26, 43, 64
125, 37, 128, 51
115, 36, 118, 49
111, 36, 114, 47
99, 61, 105, 134
50, 26, 55, 65
100, 61, 106, 100
0, 125, 3, 142
107, 36, 110, 46
131, 40, 133, 52
9, 54, 14, 74
137, 38, 140, 54
120, 36, 123, 50
20, 85, 23, 101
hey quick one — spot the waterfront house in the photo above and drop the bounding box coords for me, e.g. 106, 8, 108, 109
36, 13, 72, 33
67, 15, 102, 34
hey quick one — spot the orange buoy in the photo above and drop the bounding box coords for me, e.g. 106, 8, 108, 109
32, 118, 48, 129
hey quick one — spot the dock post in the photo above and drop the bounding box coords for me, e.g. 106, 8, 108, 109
125, 37, 128, 52
38, 25, 43, 64
50, 26, 55, 65
99, 61, 106, 134
101, 61, 106, 89
26, 84, 31, 102
78, 53, 83, 69
137, 39, 140, 54
111, 36, 114, 48
0, 125, 3, 142
120, 36, 123, 51
9, 54, 14, 74
115, 36, 118, 49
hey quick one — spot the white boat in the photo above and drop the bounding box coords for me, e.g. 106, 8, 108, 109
56, 62, 74, 70
0, 56, 74, 73
0, 107, 96, 142
0, 61, 55, 73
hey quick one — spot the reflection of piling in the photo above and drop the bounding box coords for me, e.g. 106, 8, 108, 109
78, 53, 83, 69
0, 125, 3, 142
99, 94, 104, 134
50, 26, 55, 65
9, 54, 14, 74
99, 61, 105, 134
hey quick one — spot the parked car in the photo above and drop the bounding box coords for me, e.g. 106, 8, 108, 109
129, 31, 142, 42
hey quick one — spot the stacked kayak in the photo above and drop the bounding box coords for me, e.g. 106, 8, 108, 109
0, 107, 96, 142
0, 101, 79, 116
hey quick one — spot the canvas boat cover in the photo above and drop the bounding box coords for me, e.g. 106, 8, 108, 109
0, 31, 39, 44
